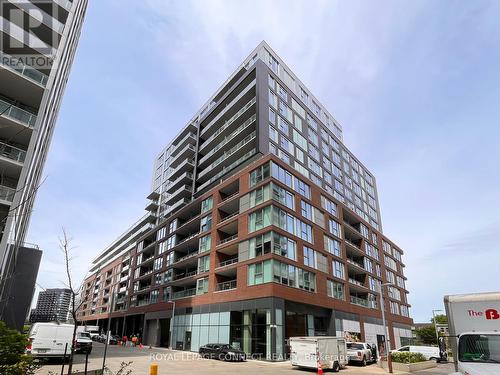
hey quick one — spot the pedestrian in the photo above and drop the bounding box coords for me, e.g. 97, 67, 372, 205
122, 335, 128, 347
131, 335, 137, 347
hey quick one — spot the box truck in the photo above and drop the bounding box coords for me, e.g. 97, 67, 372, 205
290, 336, 347, 372
444, 292, 500, 375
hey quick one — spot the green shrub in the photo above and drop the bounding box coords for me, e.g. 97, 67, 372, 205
0, 321, 40, 375
391, 351, 427, 363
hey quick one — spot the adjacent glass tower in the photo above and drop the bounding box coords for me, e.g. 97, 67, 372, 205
0, 0, 88, 329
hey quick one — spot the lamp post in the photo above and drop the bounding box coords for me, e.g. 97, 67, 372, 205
167, 300, 176, 349
379, 282, 394, 374
432, 309, 444, 344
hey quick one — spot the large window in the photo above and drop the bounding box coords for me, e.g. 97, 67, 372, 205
271, 162, 311, 199
201, 196, 213, 213
324, 236, 341, 257
329, 219, 341, 238
250, 163, 271, 187
327, 280, 344, 300
196, 277, 209, 295
248, 205, 313, 243
198, 255, 210, 273
248, 259, 316, 292
321, 196, 338, 217
332, 260, 345, 280
303, 246, 316, 268
199, 235, 211, 253
200, 215, 212, 232
301, 201, 313, 221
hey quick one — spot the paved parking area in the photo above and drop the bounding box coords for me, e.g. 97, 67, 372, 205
36, 343, 454, 375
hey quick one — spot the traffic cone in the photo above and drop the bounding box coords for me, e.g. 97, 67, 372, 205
317, 363, 323, 375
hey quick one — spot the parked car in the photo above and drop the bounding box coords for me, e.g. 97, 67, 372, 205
95, 333, 107, 343
199, 343, 246, 361
346, 342, 374, 366
392, 345, 442, 362
75, 332, 92, 354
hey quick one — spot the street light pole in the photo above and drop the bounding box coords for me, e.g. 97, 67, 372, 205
379, 282, 394, 374
168, 300, 175, 349
432, 309, 444, 344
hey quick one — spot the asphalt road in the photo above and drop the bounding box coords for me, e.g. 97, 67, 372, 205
36, 343, 455, 375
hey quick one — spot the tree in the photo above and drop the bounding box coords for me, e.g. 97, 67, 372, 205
431, 314, 448, 325
0, 321, 40, 375
415, 325, 438, 345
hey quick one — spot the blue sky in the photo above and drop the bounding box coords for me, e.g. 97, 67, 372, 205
28, 0, 500, 323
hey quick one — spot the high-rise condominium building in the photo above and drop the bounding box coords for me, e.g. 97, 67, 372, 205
78, 42, 412, 359
0, 0, 88, 330
30, 287, 72, 323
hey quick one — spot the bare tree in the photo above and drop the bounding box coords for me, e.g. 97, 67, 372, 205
60, 228, 79, 375
60, 228, 103, 375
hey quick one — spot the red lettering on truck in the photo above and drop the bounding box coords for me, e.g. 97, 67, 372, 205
485, 309, 500, 320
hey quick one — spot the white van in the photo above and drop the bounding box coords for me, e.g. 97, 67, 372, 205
393, 345, 441, 361
27, 323, 73, 357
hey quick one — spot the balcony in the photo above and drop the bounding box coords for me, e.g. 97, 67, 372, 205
174, 251, 199, 265
165, 197, 192, 216
198, 114, 256, 167
197, 132, 256, 181
166, 172, 193, 194
219, 211, 239, 224
173, 270, 197, 281
217, 257, 238, 268
215, 280, 237, 292
167, 158, 195, 180
0, 50, 48, 87
165, 184, 191, 206
172, 288, 196, 300
0, 185, 16, 204
218, 234, 238, 246
0, 142, 26, 164
350, 295, 369, 307
170, 144, 196, 169
200, 98, 256, 153
200, 80, 256, 139
171, 132, 196, 156
0, 98, 37, 129
197, 149, 257, 193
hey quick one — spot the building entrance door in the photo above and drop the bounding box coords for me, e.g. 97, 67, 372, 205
159, 318, 170, 348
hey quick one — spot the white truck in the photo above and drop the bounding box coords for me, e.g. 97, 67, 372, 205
346, 342, 374, 366
290, 336, 348, 372
444, 292, 500, 375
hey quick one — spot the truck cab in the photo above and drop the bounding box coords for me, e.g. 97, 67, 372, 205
451, 331, 500, 375
445, 292, 500, 375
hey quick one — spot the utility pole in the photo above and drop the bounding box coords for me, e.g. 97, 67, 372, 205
101, 290, 115, 372
168, 300, 175, 349
380, 282, 394, 374
432, 309, 444, 344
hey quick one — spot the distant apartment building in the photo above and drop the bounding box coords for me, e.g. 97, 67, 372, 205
30, 288, 72, 323
0, 0, 88, 330
77, 42, 412, 359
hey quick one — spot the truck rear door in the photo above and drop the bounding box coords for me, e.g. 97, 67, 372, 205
291, 340, 318, 368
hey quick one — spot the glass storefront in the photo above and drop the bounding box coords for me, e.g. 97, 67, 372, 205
171, 308, 284, 359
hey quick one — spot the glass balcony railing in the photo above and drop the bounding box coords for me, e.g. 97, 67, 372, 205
197, 132, 256, 179
173, 288, 196, 300
350, 295, 369, 307
0, 98, 37, 128
0, 185, 16, 202
0, 141, 26, 163
197, 149, 256, 192
199, 114, 256, 165
216, 280, 237, 291
199, 98, 256, 152
0, 51, 48, 86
